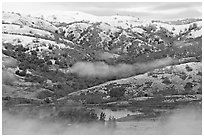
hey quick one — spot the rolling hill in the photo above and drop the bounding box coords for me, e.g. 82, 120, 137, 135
2, 11, 202, 109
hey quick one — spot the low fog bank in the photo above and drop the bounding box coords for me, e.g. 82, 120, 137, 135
70, 57, 178, 78
2, 106, 201, 135
156, 107, 202, 135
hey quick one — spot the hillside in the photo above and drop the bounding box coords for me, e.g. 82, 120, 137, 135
2, 11, 202, 115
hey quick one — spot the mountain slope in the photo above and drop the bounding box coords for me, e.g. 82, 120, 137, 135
2, 11, 202, 108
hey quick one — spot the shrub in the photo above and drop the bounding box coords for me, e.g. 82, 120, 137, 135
57, 108, 98, 123
48, 45, 53, 50
185, 65, 193, 72
47, 60, 52, 65
15, 70, 26, 77
109, 87, 125, 99
197, 71, 202, 76
192, 23, 197, 29
162, 77, 171, 85
184, 82, 193, 91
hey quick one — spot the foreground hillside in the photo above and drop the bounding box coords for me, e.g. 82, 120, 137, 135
68, 61, 201, 103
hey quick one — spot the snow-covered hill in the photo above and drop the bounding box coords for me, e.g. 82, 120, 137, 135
2, 11, 202, 107
3, 11, 57, 32
29, 11, 202, 38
